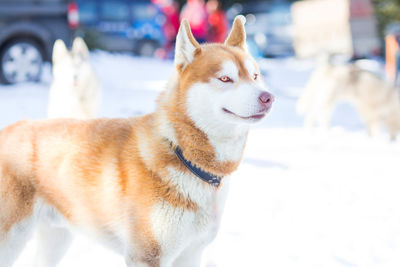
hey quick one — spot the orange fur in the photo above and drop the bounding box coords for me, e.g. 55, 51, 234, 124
225, 16, 247, 50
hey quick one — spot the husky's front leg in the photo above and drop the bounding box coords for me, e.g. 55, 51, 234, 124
125, 256, 164, 267
125, 246, 164, 267
34, 222, 72, 267
0, 217, 36, 267
172, 241, 207, 267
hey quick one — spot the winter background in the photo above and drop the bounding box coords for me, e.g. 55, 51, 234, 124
2, 52, 399, 267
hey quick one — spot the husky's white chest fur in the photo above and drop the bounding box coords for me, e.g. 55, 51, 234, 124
150, 171, 230, 266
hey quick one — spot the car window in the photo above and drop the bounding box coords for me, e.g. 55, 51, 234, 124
100, 1, 129, 21
79, 1, 97, 23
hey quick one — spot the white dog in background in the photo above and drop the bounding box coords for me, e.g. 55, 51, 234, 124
48, 37, 101, 119
297, 61, 400, 140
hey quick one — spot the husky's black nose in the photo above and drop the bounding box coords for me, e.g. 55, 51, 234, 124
258, 91, 274, 108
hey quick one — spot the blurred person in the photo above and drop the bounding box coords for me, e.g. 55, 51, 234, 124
206, 0, 228, 43
154, 0, 180, 58
385, 33, 399, 84
180, 0, 208, 43
395, 34, 400, 86
48, 37, 101, 119
297, 60, 400, 140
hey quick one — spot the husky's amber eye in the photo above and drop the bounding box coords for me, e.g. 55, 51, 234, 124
219, 76, 232, 83
253, 73, 259, 80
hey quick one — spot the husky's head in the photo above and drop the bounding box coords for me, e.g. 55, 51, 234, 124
52, 37, 93, 88
173, 16, 274, 132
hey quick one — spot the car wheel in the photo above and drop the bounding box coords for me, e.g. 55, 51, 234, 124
0, 39, 44, 84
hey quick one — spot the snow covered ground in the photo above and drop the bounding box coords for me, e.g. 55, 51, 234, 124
2, 52, 400, 267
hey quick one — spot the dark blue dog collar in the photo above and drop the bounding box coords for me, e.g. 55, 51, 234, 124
174, 146, 221, 188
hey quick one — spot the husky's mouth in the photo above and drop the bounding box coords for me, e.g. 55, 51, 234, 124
222, 108, 268, 120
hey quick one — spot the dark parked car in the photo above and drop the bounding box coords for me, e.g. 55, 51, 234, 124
0, 0, 77, 84
76, 0, 166, 57
227, 1, 294, 58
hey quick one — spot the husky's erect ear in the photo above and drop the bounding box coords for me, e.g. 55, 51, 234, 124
52, 39, 69, 64
174, 19, 200, 70
225, 15, 247, 50
72, 37, 89, 59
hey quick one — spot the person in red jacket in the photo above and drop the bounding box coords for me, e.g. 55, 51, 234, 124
152, 0, 180, 58
180, 0, 208, 43
206, 0, 228, 43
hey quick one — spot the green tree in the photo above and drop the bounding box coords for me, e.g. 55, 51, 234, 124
372, 0, 400, 36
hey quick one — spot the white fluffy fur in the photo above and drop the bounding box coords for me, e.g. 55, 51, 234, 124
0, 217, 35, 267
150, 173, 230, 267
244, 58, 256, 77
218, 60, 239, 82
166, 167, 215, 207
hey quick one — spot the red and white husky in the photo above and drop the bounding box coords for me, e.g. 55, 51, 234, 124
0, 16, 273, 267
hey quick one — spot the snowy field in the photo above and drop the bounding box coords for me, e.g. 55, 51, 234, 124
2, 52, 400, 267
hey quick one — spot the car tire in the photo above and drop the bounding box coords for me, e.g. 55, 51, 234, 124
0, 39, 44, 84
